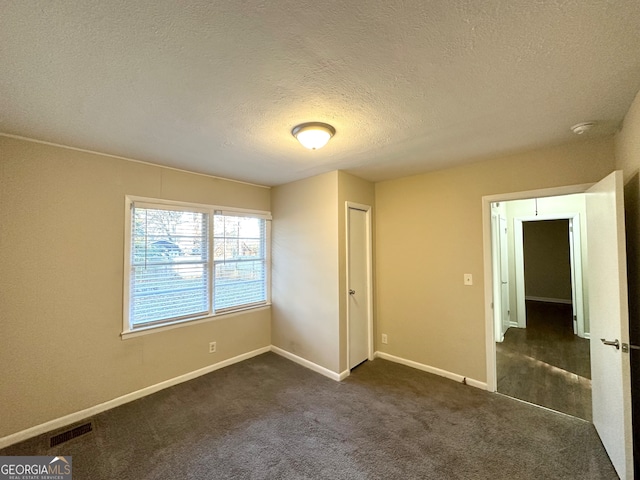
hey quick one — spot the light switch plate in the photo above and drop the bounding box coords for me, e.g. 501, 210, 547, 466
464, 273, 473, 286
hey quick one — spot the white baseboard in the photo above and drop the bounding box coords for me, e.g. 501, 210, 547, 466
525, 296, 572, 305
270, 346, 344, 382
1, 346, 485, 450
0, 346, 271, 450
374, 351, 488, 391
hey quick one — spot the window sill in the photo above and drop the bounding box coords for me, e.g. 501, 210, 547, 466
121, 303, 271, 340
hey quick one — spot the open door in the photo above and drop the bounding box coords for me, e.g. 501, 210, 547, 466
491, 212, 503, 341
498, 216, 510, 335
587, 170, 633, 479
491, 208, 510, 342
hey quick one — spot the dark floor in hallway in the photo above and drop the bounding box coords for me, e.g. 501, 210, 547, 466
496, 300, 592, 420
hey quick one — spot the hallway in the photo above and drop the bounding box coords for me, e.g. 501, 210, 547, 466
496, 300, 592, 420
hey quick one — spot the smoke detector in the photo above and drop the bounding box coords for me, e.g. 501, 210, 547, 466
570, 122, 596, 135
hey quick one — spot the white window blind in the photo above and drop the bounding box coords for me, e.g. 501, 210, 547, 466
124, 197, 270, 334
130, 205, 210, 327
213, 213, 267, 312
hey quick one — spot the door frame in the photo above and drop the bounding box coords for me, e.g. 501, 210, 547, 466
482, 182, 593, 391
513, 213, 586, 338
490, 210, 510, 342
345, 202, 374, 369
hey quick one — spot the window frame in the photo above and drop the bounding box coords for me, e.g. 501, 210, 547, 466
122, 195, 271, 339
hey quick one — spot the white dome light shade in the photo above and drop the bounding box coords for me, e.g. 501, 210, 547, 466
292, 122, 336, 150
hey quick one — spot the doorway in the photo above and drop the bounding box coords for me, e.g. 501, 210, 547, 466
513, 214, 586, 337
482, 172, 633, 478
495, 215, 591, 420
490, 197, 591, 419
346, 203, 373, 370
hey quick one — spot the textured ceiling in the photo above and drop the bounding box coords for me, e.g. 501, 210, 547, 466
2, 1, 640, 186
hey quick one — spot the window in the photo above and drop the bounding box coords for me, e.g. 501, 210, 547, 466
213, 214, 267, 312
123, 197, 271, 336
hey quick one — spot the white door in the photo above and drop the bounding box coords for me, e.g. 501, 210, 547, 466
569, 219, 578, 335
491, 213, 510, 342
491, 213, 502, 341
348, 206, 371, 369
499, 216, 510, 335
586, 170, 633, 479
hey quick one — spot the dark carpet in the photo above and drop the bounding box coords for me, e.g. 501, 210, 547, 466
1, 352, 616, 479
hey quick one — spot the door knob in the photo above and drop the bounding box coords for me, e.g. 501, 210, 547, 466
349, 289, 356, 295
601, 338, 620, 350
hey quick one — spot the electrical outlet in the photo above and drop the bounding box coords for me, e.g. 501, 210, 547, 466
209, 341, 216, 353
381, 334, 388, 344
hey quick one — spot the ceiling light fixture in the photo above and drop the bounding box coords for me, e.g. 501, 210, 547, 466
292, 122, 336, 150
570, 122, 596, 135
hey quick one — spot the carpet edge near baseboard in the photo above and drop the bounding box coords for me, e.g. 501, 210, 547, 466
0, 345, 271, 450
374, 351, 488, 390
2, 346, 487, 450
270, 346, 349, 381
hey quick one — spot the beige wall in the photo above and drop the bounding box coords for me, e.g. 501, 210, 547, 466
615, 88, 640, 338
375, 137, 615, 382
271, 170, 374, 374
0, 136, 271, 438
337, 171, 375, 372
522, 220, 572, 301
615, 89, 640, 184
271, 172, 341, 373
614, 89, 640, 456
616, 88, 640, 320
